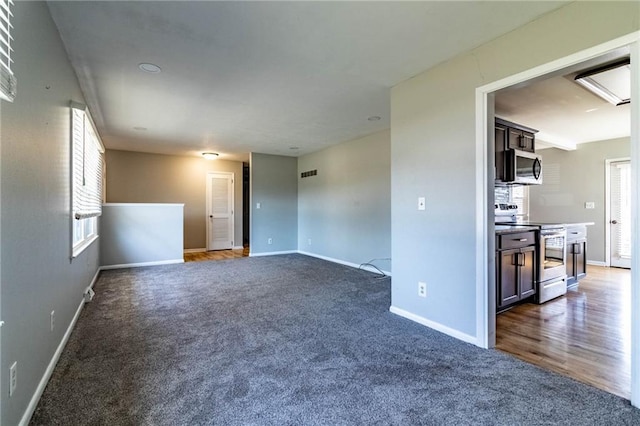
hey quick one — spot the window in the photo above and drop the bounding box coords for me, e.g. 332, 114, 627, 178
0, 0, 16, 102
71, 103, 104, 257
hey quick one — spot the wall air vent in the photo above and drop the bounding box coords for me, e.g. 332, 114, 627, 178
301, 169, 318, 178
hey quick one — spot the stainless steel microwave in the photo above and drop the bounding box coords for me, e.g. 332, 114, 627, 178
505, 149, 542, 185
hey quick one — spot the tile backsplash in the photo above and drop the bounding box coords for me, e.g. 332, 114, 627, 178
495, 186, 510, 204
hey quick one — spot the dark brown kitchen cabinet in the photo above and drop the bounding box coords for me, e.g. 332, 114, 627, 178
495, 118, 538, 183
497, 231, 536, 311
566, 225, 588, 287
507, 127, 535, 152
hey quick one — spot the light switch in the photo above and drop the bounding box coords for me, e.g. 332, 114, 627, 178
418, 197, 426, 211
585, 202, 595, 209
256, 202, 261, 209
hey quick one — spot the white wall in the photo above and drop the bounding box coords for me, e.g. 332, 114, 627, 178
390, 1, 640, 341
0, 3, 101, 424
298, 130, 391, 272
105, 150, 244, 251
530, 138, 630, 263
100, 204, 184, 268
250, 153, 298, 254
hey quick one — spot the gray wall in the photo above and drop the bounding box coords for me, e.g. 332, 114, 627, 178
101, 204, 184, 267
0, 3, 101, 425
250, 153, 298, 254
390, 2, 639, 339
298, 130, 391, 272
105, 150, 243, 250
530, 137, 630, 263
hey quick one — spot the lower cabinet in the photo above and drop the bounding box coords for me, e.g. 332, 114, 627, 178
497, 232, 536, 311
566, 225, 588, 287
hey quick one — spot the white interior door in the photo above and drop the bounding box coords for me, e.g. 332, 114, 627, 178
207, 172, 234, 250
610, 160, 631, 269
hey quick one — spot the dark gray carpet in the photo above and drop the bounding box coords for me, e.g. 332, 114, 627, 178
31, 254, 639, 425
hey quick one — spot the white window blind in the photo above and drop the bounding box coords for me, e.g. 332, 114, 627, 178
613, 162, 631, 259
0, 0, 16, 102
72, 104, 104, 220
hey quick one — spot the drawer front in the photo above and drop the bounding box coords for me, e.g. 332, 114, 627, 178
499, 231, 536, 250
566, 226, 587, 242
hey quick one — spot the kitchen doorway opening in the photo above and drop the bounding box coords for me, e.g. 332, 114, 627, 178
475, 34, 640, 406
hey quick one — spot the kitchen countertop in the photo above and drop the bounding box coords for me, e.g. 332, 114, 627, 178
496, 221, 595, 228
495, 225, 539, 235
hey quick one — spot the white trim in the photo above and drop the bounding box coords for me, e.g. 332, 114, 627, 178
249, 250, 298, 257
298, 250, 392, 276
629, 39, 640, 408
476, 32, 640, 406
183, 248, 207, 254
586, 260, 608, 267
102, 203, 185, 207
100, 259, 184, 270
390, 306, 478, 345
19, 267, 101, 426
71, 233, 98, 259
233, 246, 244, 250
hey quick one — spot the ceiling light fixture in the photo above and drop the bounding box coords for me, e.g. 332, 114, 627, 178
138, 62, 162, 74
574, 58, 630, 106
367, 116, 381, 121
202, 152, 219, 160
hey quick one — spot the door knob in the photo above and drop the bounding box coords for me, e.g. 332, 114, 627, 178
209, 215, 213, 218
610, 220, 618, 224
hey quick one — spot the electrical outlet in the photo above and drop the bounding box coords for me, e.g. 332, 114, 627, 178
267, 238, 273, 245
308, 239, 312, 245
50, 311, 55, 331
418, 197, 426, 211
585, 202, 595, 209
256, 202, 261, 209
418, 282, 427, 298
9, 361, 17, 397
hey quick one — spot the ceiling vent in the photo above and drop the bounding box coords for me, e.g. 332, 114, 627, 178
574, 58, 630, 106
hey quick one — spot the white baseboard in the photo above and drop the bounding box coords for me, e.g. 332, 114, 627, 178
587, 260, 607, 267
249, 250, 298, 257
389, 305, 478, 346
100, 259, 184, 270
19, 268, 101, 426
183, 248, 207, 254
233, 246, 244, 250
298, 250, 392, 276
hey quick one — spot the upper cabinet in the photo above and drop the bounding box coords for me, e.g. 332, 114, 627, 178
495, 118, 540, 185
497, 118, 537, 153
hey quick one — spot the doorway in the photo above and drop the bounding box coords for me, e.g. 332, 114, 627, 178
476, 35, 639, 405
608, 159, 632, 268
206, 172, 235, 251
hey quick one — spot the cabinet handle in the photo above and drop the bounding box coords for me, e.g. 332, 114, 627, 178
515, 238, 528, 242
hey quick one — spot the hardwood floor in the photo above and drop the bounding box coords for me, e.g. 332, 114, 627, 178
496, 265, 631, 400
184, 247, 250, 262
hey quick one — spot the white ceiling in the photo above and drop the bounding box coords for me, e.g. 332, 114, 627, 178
495, 55, 631, 150
48, 1, 568, 162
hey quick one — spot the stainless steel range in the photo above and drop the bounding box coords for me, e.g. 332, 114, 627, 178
495, 205, 567, 304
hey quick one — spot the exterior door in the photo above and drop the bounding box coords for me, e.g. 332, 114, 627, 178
207, 172, 234, 250
609, 160, 631, 268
